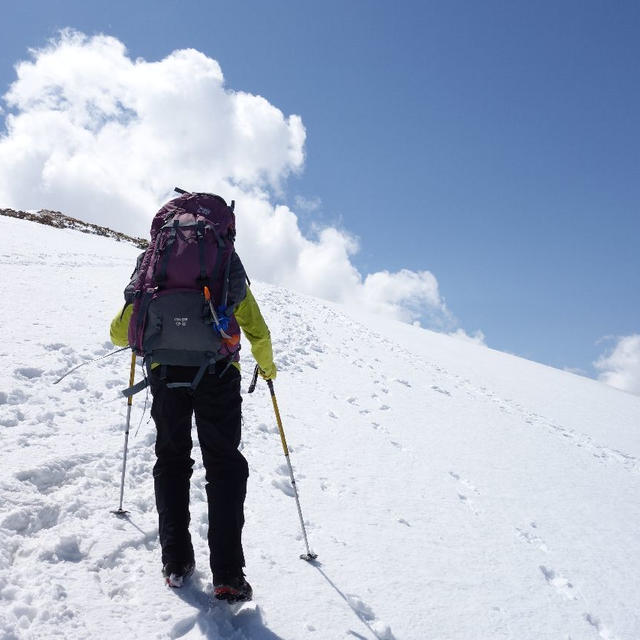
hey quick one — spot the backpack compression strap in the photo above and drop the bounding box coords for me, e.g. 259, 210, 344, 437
165, 355, 218, 391
154, 219, 180, 285
121, 377, 149, 398
120, 354, 153, 398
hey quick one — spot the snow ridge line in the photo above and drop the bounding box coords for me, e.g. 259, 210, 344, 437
344, 316, 640, 475
0, 208, 147, 249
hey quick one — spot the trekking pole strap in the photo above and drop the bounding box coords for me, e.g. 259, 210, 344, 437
248, 364, 260, 393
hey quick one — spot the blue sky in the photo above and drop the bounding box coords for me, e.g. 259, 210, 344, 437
1, 1, 638, 381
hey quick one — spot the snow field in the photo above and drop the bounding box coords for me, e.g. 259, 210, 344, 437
1, 215, 640, 639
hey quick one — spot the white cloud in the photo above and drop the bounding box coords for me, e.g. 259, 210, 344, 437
0, 30, 458, 331
0, 30, 304, 234
594, 334, 640, 395
359, 269, 450, 327
448, 328, 487, 346
294, 195, 322, 212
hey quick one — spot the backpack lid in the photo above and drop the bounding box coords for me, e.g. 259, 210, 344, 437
150, 190, 236, 243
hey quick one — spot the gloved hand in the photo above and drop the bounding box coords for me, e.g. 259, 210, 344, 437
259, 363, 277, 380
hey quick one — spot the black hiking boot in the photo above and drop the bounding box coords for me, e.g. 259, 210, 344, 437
162, 561, 195, 588
213, 571, 253, 602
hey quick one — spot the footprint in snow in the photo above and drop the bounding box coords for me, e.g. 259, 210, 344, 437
63, 379, 87, 392
539, 565, 577, 601
516, 523, 549, 553
2, 388, 29, 405
0, 406, 25, 427
449, 471, 479, 494
91, 341, 116, 356
276, 463, 290, 477
2, 501, 61, 536
169, 613, 198, 639
257, 422, 278, 434
272, 477, 295, 497
584, 613, 619, 640
43, 342, 66, 351
14, 367, 44, 380
39, 534, 86, 564
15, 455, 96, 494
431, 385, 451, 396
10, 603, 38, 629
449, 471, 481, 515
345, 593, 396, 640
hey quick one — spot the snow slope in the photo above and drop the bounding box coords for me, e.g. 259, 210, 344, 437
1, 215, 639, 640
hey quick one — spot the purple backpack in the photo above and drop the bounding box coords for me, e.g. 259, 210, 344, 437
124, 189, 247, 393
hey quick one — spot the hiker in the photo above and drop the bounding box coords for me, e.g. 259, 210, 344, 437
109, 190, 276, 602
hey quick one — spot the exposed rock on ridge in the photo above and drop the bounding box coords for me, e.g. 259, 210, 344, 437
0, 207, 148, 249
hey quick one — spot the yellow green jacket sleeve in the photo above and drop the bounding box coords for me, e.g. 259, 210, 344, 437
234, 287, 276, 378
110, 304, 132, 347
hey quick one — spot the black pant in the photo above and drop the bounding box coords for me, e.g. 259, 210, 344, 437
150, 363, 248, 574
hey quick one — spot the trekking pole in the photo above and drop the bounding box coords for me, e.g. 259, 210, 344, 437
249, 365, 317, 561
53, 346, 130, 384
113, 352, 136, 517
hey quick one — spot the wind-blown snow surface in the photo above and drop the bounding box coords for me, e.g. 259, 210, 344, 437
1, 215, 639, 640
